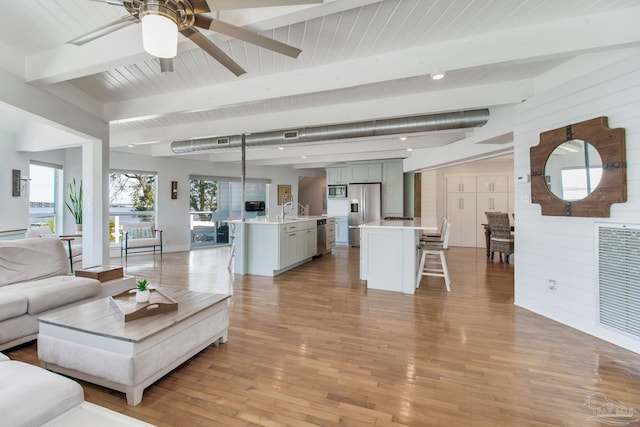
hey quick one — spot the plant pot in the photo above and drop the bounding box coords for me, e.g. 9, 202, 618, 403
75, 223, 82, 233
136, 289, 150, 303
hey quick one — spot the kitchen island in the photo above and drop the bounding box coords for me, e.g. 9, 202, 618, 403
232, 216, 335, 276
360, 218, 438, 294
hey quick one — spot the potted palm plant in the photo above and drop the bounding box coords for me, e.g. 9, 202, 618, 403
65, 178, 83, 233
136, 278, 151, 303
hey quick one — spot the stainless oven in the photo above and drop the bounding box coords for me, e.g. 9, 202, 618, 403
328, 185, 347, 198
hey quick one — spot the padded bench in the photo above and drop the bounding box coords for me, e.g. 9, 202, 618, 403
120, 222, 162, 260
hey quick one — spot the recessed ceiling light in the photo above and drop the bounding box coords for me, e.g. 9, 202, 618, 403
430, 66, 446, 80
127, 144, 135, 148
406, 147, 413, 152
301, 155, 307, 159
399, 135, 408, 141
278, 146, 284, 151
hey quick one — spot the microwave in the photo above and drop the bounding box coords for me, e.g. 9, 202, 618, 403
328, 185, 347, 198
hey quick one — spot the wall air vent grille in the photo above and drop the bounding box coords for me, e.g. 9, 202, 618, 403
217, 138, 230, 145
597, 224, 640, 339
283, 130, 299, 139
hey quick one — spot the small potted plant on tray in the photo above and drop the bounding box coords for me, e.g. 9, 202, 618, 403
136, 278, 151, 303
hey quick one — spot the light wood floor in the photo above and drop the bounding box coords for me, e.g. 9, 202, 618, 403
7, 246, 640, 426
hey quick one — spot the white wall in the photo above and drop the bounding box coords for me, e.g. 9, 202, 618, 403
0, 130, 29, 228
110, 152, 305, 252
513, 52, 640, 353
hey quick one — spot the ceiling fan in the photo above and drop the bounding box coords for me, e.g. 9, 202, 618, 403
69, 0, 322, 76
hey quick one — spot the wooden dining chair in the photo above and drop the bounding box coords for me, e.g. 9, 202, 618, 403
485, 211, 514, 263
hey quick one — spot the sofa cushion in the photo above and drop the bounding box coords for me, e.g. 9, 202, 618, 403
24, 225, 54, 238
0, 360, 83, 427
1, 276, 101, 315
0, 291, 28, 321
127, 227, 154, 239
126, 237, 161, 248
0, 238, 69, 287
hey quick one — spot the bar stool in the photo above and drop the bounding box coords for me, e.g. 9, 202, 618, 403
416, 222, 451, 292
420, 217, 448, 243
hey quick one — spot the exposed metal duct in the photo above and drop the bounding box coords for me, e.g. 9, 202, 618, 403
171, 109, 490, 154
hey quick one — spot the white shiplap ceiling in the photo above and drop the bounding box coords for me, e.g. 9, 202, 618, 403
1, 0, 640, 169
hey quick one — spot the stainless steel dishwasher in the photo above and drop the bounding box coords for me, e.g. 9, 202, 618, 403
316, 218, 327, 256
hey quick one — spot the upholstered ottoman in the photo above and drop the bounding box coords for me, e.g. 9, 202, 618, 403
38, 288, 230, 406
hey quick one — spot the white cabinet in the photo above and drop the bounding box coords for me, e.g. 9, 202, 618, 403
327, 161, 403, 218
297, 221, 317, 261
477, 192, 508, 215
446, 175, 476, 193
280, 220, 316, 266
279, 223, 299, 268
382, 161, 403, 217
351, 163, 382, 183
335, 216, 348, 245
446, 192, 477, 247
446, 175, 477, 247
327, 167, 351, 185
476, 175, 512, 246
444, 174, 514, 249
477, 175, 509, 193
237, 219, 321, 276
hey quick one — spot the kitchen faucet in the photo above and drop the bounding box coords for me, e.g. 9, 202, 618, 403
281, 192, 293, 221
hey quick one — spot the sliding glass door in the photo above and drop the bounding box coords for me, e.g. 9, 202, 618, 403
189, 177, 267, 248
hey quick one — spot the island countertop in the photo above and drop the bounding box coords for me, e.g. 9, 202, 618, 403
361, 218, 437, 231
229, 216, 329, 225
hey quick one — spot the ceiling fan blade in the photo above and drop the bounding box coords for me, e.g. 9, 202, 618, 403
204, 0, 322, 10
189, 0, 212, 14
159, 58, 174, 73
194, 15, 302, 58
88, 0, 125, 5
180, 27, 246, 76
68, 15, 137, 46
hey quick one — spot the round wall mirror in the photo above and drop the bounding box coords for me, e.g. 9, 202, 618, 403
530, 116, 626, 217
544, 140, 603, 201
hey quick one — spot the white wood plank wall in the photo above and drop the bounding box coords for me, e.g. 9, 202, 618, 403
513, 52, 640, 353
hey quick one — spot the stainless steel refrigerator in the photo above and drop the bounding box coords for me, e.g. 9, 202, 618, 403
348, 182, 381, 247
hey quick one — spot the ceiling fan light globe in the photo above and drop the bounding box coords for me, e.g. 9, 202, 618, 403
141, 14, 178, 58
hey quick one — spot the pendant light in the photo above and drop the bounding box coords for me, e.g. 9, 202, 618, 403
140, 2, 178, 58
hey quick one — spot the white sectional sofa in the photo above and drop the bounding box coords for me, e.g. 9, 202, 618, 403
0, 352, 154, 427
0, 238, 133, 351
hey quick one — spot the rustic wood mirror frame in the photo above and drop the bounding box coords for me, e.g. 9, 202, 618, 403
530, 116, 626, 217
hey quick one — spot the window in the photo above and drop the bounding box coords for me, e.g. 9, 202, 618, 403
109, 171, 157, 243
560, 167, 603, 201
29, 162, 62, 232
